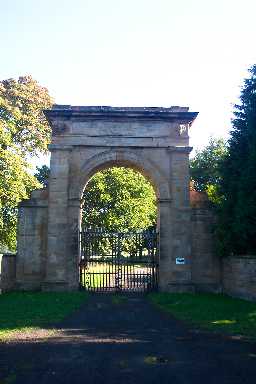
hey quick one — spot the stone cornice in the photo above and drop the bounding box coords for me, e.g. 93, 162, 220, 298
167, 146, 193, 154
48, 144, 73, 151
44, 105, 198, 125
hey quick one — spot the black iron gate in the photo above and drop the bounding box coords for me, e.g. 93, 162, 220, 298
79, 229, 158, 292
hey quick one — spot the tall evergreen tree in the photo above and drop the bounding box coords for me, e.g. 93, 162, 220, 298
219, 65, 256, 255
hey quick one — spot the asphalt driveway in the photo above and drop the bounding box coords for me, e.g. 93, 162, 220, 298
1, 294, 256, 384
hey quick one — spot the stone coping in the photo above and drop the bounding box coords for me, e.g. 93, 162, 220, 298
44, 105, 198, 122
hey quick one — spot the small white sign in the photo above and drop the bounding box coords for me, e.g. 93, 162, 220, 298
176, 257, 185, 265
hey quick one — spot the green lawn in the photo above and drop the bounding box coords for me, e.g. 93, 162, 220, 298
149, 292, 256, 339
0, 291, 88, 340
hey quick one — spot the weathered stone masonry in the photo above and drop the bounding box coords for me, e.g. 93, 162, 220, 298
3, 105, 224, 293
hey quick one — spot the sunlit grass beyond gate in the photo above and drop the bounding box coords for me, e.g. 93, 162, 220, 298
0, 292, 88, 340
149, 292, 256, 339
80, 263, 155, 292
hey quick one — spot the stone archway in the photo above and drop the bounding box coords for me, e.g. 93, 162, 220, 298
79, 162, 159, 293
75, 153, 164, 292
16, 106, 199, 292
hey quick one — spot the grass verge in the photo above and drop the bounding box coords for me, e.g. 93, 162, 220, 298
149, 292, 256, 339
0, 291, 88, 341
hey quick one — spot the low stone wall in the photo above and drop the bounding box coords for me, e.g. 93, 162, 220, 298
0, 254, 16, 292
16, 188, 48, 291
222, 256, 256, 301
190, 190, 221, 293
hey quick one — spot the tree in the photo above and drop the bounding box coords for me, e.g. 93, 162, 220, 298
0, 76, 53, 250
0, 151, 40, 250
82, 167, 157, 232
35, 165, 50, 187
218, 65, 256, 255
0, 76, 52, 155
190, 137, 227, 204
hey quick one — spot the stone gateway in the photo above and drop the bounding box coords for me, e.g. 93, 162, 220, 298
13, 105, 221, 293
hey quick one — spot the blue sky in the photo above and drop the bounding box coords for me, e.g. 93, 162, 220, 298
1, 0, 256, 165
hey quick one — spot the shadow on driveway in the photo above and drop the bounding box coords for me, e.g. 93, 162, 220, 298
1, 294, 256, 384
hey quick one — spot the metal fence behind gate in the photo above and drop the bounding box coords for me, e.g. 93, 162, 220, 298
79, 229, 158, 292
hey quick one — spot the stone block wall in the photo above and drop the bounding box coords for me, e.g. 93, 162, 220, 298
190, 190, 221, 292
0, 254, 16, 292
15, 189, 48, 290
222, 256, 256, 301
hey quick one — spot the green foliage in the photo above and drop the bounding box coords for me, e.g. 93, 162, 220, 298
0, 76, 53, 250
0, 148, 41, 250
190, 137, 227, 204
218, 65, 256, 255
0, 76, 52, 155
0, 292, 88, 340
149, 292, 256, 339
34, 165, 50, 187
82, 167, 157, 231
0, 179, 39, 251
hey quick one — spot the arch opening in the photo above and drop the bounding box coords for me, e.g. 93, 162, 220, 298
79, 165, 159, 293
79, 158, 161, 201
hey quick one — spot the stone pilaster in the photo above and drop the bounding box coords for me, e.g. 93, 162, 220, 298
42, 147, 72, 291
66, 197, 81, 289
160, 147, 193, 292
157, 198, 172, 290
